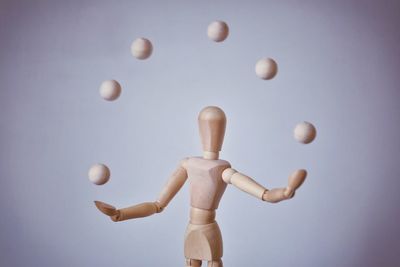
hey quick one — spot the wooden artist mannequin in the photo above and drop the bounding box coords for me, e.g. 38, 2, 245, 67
94, 106, 307, 267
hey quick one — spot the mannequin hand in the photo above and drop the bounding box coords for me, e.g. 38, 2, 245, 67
262, 188, 286, 203
94, 200, 121, 222
262, 169, 307, 203
284, 169, 307, 198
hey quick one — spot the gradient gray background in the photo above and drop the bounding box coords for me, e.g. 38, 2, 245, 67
1, 0, 400, 266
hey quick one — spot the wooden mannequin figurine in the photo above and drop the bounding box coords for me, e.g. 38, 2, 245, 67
95, 106, 307, 267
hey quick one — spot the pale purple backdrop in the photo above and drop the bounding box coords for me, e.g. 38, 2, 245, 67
1, 0, 400, 266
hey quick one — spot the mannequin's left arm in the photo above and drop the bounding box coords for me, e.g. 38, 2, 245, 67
222, 168, 307, 203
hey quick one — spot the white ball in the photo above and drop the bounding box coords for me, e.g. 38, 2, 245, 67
131, 38, 153, 59
99, 80, 121, 101
207, 21, 229, 42
294, 121, 317, 144
255, 58, 278, 80
88, 163, 110, 185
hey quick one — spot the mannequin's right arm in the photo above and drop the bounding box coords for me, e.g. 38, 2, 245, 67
94, 158, 188, 222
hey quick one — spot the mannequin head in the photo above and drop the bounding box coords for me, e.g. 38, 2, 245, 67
198, 106, 226, 160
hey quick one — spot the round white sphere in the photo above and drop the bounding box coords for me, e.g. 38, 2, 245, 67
255, 58, 278, 80
294, 121, 317, 144
99, 80, 121, 101
131, 38, 153, 59
207, 21, 229, 42
88, 163, 110, 185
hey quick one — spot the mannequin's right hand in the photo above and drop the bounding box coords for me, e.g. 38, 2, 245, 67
94, 200, 120, 221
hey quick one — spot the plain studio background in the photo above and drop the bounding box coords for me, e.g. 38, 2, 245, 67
1, 0, 400, 266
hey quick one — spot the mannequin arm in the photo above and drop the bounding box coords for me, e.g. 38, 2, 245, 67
94, 201, 161, 221
156, 158, 188, 209
222, 168, 307, 203
94, 159, 188, 221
